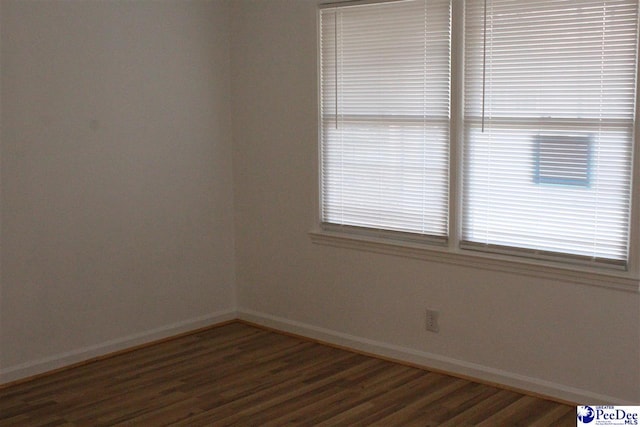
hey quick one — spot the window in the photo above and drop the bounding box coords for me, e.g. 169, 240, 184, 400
319, 0, 451, 242
462, 0, 637, 266
317, 0, 639, 274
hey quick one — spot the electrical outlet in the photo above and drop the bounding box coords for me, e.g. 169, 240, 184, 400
425, 309, 439, 333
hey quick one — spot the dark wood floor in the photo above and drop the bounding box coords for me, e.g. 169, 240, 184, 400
0, 322, 576, 426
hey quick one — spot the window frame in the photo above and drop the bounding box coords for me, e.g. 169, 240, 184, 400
311, 0, 640, 293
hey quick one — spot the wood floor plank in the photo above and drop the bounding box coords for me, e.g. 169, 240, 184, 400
204, 357, 383, 425
262, 364, 425, 426
437, 388, 525, 426
0, 322, 576, 426
526, 403, 576, 427
476, 395, 555, 426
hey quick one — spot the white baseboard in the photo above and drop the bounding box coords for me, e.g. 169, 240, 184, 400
238, 308, 634, 405
3, 307, 632, 405
0, 308, 237, 385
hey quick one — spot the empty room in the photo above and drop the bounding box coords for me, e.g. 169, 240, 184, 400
0, 0, 638, 425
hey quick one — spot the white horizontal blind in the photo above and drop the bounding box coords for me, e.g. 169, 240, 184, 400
319, 0, 451, 240
463, 0, 638, 266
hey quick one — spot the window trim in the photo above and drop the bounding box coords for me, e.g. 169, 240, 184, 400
309, 227, 639, 292
312, 0, 640, 293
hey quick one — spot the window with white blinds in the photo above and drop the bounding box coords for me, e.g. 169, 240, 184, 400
462, 0, 638, 266
319, 0, 451, 241
317, 0, 639, 273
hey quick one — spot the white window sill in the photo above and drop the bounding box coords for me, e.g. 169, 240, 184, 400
309, 228, 640, 293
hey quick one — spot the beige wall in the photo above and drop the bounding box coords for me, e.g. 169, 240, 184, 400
230, 0, 639, 404
1, 0, 638, 405
0, 0, 236, 380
